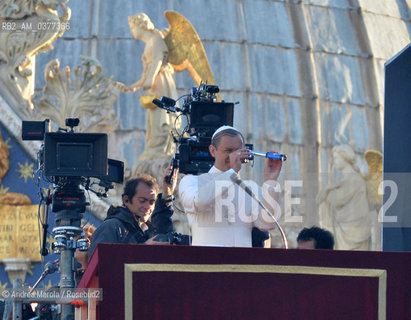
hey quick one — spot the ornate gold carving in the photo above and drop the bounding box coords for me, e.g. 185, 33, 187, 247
0, 0, 71, 118
33, 56, 119, 133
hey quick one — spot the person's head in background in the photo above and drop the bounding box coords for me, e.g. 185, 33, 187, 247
297, 226, 335, 249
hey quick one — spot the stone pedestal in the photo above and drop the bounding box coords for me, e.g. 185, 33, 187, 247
3, 258, 31, 285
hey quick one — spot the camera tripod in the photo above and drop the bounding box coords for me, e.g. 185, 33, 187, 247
52, 209, 88, 320
34, 183, 88, 320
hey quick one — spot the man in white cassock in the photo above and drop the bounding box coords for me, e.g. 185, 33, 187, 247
178, 126, 283, 247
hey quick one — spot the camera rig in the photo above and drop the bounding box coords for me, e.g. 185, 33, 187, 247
22, 118, 124, 319
23, 118, 124, 215
154, 83, 235, 175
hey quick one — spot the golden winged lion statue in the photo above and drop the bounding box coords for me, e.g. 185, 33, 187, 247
116, 11, 217, 160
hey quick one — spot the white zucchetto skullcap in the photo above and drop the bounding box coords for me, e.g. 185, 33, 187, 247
211, 125, 243, 141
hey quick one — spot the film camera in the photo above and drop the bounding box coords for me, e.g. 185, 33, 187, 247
22, 118, 124, 256
154, 83, 235, 175
22, 118, 125, 319
22, 118, 124, 213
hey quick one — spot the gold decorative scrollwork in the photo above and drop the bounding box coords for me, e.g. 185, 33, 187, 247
33, 56, 119, 133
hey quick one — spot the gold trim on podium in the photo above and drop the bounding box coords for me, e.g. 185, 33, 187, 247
124, 264, 387, 320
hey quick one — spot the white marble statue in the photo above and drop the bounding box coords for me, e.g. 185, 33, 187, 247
317, 145, 371, 250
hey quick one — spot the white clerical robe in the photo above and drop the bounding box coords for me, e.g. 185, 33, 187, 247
178, 166, 278, 247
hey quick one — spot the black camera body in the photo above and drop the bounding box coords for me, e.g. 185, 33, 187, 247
177, 136, 214, 174
22, 118, 124, 213
155, 83, 235, 175
147, 231, 191, 245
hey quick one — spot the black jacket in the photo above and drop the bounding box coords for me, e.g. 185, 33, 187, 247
88, 193, 174, 260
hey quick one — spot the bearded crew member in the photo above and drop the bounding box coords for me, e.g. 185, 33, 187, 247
178, 126, 283, 247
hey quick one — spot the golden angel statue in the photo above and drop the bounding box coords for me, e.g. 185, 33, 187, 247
117, 11, 217, 160
317, 145, 372, 250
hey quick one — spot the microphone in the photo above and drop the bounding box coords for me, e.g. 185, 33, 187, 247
230, 173, 289, 249
30, 259, 60, 293
230, 173, 254, 198
43, 259, 59, 275
249, 151, 287, 161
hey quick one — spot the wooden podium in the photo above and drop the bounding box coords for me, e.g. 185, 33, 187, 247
77, 244, 411, 320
